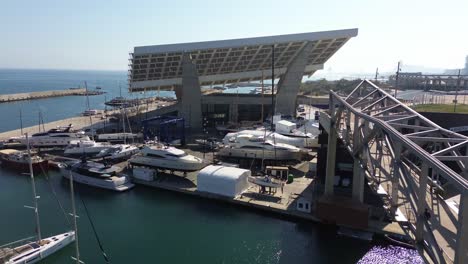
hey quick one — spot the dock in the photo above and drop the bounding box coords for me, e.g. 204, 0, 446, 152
125, 147, 406, 239
0, 99, 173, 141
0, 88, 105, 103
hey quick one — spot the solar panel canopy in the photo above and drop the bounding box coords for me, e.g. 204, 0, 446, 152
128, 28, 358, 91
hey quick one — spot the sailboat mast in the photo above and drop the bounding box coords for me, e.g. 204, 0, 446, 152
271, 44, 275, 131
85, 81, 90, 110
26, 133, 42, 241
85, 81, 93, 127
121, 107, 127, 144
20, 108, 23, 135
261, 70, 264, 122
69, 170, 81, 264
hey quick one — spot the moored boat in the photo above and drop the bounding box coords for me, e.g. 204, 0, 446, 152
96, 144, 139, 161
0, 133, 75, 264
10, 124, 90, 148
0, 149, 49, 173
218, 134, 303, 161
1, 232, 75, 264
129, 143, 205, 172
64, 140, 112, 156
59, 160, 134, 191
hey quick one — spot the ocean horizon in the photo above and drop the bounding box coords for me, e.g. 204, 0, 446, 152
0, 68, 175, 132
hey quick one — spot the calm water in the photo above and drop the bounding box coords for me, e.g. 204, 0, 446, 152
0, 169, 371, 264
0, 69, 372, 263
0, 69, 175, 133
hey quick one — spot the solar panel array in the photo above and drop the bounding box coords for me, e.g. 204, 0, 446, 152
129, 30, 356, 91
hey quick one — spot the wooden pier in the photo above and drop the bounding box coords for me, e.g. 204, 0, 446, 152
0, 88, 104, 103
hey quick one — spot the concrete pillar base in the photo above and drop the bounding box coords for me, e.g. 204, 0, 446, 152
179, 54, 202, 130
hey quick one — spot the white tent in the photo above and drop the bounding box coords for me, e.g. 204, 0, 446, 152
197, 165, 251, 198
275, 120, 296, 134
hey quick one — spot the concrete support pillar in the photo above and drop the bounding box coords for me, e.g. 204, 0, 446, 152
324, 96, 337, 196
391, 142, 402, 216
229, 103, 238, 123
275, 42, 316, 116
179, 54, 202, 130
455, 193, 468, 264
416, 164, 428, 242
352, 117, 365, 203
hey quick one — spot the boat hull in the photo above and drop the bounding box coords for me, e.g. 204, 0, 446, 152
129, 157, 205, 172
60, 167, 134, 192
0, 159, 49, 174
14, 135, 91, 148
64, 147, 110, 156
217, 147, 302, 161
6, 231, 75, 264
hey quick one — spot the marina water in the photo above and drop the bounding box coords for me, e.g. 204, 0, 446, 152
0, 69, 373, 263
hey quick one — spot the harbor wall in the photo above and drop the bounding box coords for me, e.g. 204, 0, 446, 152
0, 88, 100, 103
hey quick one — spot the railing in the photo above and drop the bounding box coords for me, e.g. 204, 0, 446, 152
326, 79, 467, 263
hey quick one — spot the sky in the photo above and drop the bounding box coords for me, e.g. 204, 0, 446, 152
0, 0, 467, 77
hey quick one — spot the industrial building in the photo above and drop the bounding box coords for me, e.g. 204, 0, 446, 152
128, 29, 358, 129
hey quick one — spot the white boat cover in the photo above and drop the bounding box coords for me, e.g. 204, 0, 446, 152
197, 165, 251, 198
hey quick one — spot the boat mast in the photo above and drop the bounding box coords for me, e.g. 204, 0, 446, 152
121, 107, 127, 144
84, 81, 90, 110
271, 45, 277, 163
20, 108, 23, 135
261, 70, 264, 122
38, 112, 41, 132
85, 81, 93, 127
69, 170, 81, 264
271, 44, 275, 131
25, 133, 42, 241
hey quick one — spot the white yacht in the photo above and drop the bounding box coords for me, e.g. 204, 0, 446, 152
0, 134, 75, 264
96, 144, 139, 161
11, 124, 90, 148
82, 109, 99, 116
129, 143, 205, 172
96, 133, 140, 143
224, 129, 318, 149
1, 232, 75, 264
218, 134, 303, 161
64, 140, 112, 156
59, 161, 134, 191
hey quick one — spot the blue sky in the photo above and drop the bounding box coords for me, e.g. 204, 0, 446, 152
0, 0, 467, 76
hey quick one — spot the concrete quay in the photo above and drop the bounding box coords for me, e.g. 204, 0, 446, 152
0, 100, 169, 141
127, 146, 406, 239
0, 88, 104, 103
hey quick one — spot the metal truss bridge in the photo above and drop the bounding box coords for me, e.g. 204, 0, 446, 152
321, 80, 468, 263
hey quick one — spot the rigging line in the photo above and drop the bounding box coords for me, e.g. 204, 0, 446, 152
249, 153, 256, 171
39, 162, 71, 227
272, 132, 277, 165
262, 128, 267, 170
78, 192, 110, 263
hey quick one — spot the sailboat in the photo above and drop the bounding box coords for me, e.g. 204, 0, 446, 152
81, 81, 100, 117
0, 133, 75, 264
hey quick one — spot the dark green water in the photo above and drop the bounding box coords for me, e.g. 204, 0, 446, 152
0, 168, 371, 263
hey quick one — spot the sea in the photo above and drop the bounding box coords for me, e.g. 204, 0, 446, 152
0, 69, 374, 263
0, 69, 176, 133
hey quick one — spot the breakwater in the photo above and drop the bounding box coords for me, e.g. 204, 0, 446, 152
0, 88, 104, 103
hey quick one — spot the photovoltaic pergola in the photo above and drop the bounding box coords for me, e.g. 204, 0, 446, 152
128, 29, 358, 91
